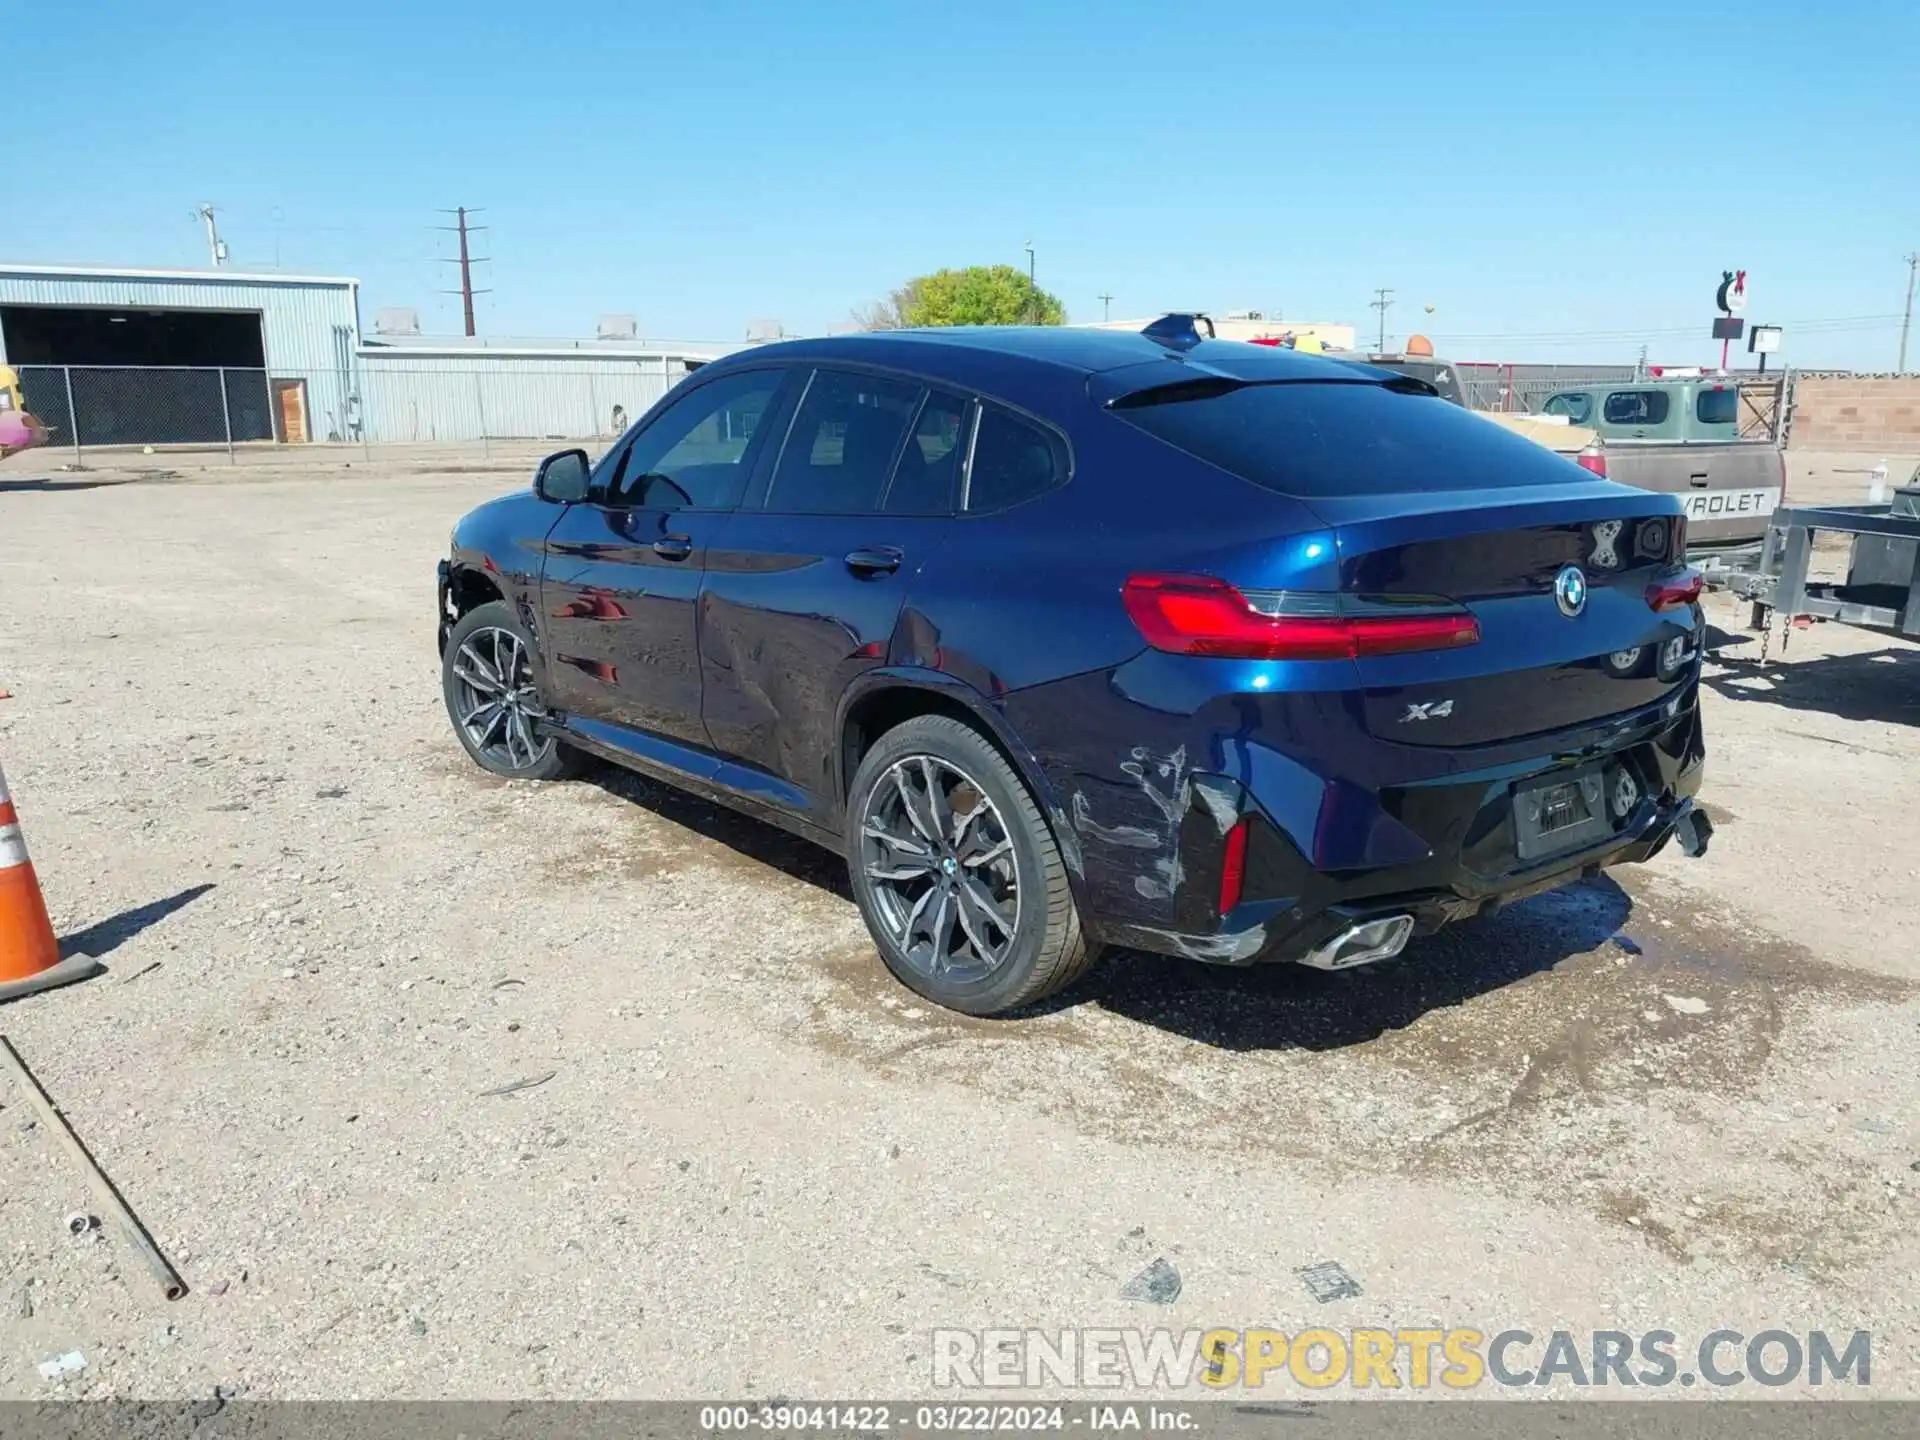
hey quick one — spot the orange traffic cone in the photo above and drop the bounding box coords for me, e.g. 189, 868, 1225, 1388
0, 761, 102, 1003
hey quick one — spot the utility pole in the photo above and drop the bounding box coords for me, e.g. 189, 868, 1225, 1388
1098, 293, 1113, 322
1370, 287, 1394, 352
436, 207, 491, 337
1900, 252, 1919, 374
193, 204, 228, 267
1024, 241, 1037, 325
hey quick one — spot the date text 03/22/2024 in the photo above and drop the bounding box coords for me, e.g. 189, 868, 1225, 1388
696, 1403, 1197, 1432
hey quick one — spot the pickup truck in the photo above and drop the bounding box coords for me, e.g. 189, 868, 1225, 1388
1328, 351, 1599, 454
1540, 378, 1784, 550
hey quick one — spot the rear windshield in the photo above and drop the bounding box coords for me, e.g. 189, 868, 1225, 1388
1111, 380, 1582, 496
1695, 387, 1738, 426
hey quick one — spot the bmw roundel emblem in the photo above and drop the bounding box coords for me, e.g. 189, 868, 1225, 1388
1554, 564, 1588, 618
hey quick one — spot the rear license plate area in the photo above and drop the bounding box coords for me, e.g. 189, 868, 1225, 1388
1513, 765, 1614, 862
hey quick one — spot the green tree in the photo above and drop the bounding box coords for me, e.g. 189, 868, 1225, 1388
854, 265, 1067, 329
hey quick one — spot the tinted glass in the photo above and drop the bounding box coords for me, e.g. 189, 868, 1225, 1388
1113, 380, 1592, 496
610, 369, 781, 509
1602, 390, 1671, 426
966, 405, 1067, 512
1543, 392, 1593, 424
768, 369, 921, 514
1694, 387, 1738, 426
883, 389, 969, 515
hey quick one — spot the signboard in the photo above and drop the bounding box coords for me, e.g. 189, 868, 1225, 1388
1712, 317, 1745, 341
1715, 270, 1748, 314
1750, 324, 1783, 354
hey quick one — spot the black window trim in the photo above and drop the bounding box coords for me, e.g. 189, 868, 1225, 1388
727, 357, 1073, 518
591, 362, 791, 512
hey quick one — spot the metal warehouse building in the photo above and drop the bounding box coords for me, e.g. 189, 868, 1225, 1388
0, 262, 711, 449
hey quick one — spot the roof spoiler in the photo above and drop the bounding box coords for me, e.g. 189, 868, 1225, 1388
1141, 312, 1215, 350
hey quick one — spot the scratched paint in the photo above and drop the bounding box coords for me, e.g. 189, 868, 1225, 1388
1120, 745, 1191, 902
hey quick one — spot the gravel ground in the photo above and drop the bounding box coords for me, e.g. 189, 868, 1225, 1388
1, 458, 1917, 1402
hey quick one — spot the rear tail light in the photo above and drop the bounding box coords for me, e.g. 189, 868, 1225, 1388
1219, 819, 1249, 914
1575, 442, 1608, 477
1646, 569, 1704, 612
1122, 574, 1480, 660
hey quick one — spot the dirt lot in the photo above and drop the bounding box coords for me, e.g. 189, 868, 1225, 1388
1, 451, 1918, 1401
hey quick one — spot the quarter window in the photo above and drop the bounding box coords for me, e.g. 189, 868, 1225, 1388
965, 404, 1068, 513
768, 369, 921, 514
1602, 390, 1670, 426
608, 369, 781, 509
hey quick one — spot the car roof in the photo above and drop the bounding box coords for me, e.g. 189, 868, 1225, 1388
722, 327, 1380, 394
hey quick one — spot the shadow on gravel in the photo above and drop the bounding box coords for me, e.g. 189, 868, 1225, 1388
61, 883, 215, 958
0, 477, 124, 493
1704, 644, 1920, 726
1055, 876, 1633, 1052
580, 762, 852, 899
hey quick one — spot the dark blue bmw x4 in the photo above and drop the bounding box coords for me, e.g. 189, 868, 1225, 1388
437, 318, 1710, 1016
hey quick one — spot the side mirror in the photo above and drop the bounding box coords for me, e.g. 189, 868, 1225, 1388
534, 449, 591, 504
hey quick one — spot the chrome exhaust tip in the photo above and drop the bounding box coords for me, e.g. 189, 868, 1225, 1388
1298, 914, 1415, 971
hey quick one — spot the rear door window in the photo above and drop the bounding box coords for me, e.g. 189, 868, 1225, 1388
1110, 380, 1587, 496
965, 404, 1069, 512
1694, 387, 1738, 426
1602, 390, 1671, 426
767, 369, 922, 514
883, 389, 969, 515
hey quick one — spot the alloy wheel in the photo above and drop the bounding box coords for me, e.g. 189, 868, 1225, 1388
450, 626, 549, 770
859, 755, 1021, 983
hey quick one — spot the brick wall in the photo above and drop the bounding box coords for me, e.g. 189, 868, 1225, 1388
1787, 376, 1920, 451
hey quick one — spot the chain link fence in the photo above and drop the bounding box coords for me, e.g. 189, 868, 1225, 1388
7, 356, 1794, 465
9, 359, 690, 465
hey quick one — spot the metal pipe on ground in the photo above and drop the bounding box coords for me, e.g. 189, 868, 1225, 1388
0, 1035, 188, 1301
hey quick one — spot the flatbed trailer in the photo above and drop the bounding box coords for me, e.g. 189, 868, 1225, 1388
1711, 487, 1920, 643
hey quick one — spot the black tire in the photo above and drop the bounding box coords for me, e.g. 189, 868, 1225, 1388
441, 600, 580, 781
846, 714, 1097, 1016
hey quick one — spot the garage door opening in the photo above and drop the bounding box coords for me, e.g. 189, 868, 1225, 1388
1, 304, 275, 447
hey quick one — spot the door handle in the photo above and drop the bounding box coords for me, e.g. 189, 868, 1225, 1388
845, 546, 903, 576
1689, 473, 1710, 487
652, 534, 693, 561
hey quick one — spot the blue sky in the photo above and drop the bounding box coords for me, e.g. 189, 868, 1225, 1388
8, 0, 1917, 366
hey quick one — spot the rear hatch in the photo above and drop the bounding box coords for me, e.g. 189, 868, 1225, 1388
1317, 486, 1690, 744
1108, 373, 1697, 746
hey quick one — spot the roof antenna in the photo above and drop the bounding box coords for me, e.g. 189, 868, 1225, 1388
1142, 312, 1214, 350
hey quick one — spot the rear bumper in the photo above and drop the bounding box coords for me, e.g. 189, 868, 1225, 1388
1095, 687, 1706, 967
436, 559, 453, 656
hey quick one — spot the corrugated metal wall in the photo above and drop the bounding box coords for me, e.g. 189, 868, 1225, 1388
0, 268, 361, 436
356, 352, 688, 442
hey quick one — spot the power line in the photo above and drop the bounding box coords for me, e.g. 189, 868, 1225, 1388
435, 207, 491, 337
1435, 314, 1903, 344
